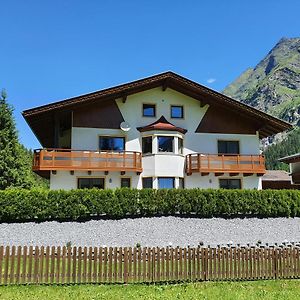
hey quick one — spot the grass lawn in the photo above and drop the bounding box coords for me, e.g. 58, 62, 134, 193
0, 280, 300, 300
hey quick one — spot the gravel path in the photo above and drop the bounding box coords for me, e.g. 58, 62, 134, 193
1, 217, 300, 247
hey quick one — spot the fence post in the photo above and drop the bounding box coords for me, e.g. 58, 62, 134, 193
152, 247, 156, 282
124, 247, 128, 283
273, 248, 277, 279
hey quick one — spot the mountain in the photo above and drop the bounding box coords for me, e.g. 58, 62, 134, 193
223, 37, 300, 126
223, 37, 300, 170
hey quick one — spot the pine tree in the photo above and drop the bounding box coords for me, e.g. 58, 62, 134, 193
0, 89, 35, 189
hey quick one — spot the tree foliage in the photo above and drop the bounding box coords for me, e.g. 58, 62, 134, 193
0, 89, 48, 189
264, 129, 300, 171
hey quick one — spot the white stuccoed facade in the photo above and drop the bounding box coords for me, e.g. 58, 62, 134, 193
50, 87, 262, 190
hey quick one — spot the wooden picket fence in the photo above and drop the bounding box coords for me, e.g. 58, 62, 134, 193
0, 245, 300, 285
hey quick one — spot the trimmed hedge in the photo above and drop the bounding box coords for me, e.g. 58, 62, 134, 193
1, 188, 300, 222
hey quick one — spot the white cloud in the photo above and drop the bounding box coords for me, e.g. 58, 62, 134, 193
207, 78, 216, 84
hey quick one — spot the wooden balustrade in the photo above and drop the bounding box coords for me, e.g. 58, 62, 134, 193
33, 149, 142, 173
186, 153, 266, 175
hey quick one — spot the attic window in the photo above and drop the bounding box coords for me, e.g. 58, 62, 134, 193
171, 105, 184, 118
143, 104, 156, 117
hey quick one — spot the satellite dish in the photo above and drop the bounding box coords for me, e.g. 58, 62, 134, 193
120, 121, 131, 132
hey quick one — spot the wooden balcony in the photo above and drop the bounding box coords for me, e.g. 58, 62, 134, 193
33, 149, 143, 176
186, 153, 266, 176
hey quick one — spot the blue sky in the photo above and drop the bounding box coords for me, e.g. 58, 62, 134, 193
1, 0, 300, 149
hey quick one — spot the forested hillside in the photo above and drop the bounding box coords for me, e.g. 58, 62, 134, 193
264, 129, 300, 170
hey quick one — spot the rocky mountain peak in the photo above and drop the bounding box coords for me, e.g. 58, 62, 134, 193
223, 37, 300, 126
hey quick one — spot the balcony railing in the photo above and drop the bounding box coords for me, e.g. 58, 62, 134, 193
33, 149, 143, 173
186, 153, 266, 175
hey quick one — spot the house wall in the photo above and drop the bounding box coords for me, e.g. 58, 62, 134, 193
185, 174, 261, 190
71, 88, 260, 155
291, 162, 300, 174
50, 87, 262, 190
50, 171, 141, 190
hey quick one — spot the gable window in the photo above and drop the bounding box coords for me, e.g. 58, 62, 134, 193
78, 178, 105, 189
142, 136, 152, 154
158, 136, 174, 152
219, 179, 241, 189
171, 105, 184, 118
218, 141, 240, 155
142, 177, 153, 188
143, 104, 156, 117
158, 177, 175, 189
99, 136, 125, 151
178, 138, 184, 154
121, 177, 131, 188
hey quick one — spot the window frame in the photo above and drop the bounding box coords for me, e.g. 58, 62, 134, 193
77, 177, 105, 189
217, 140, 240, 155
157, 135, 174, 153
120, 177, 131, 188
99, 136, 125, 151
170, 105, 184, 119
219, 178, 242, 189
142, 136, 153, 154
178, 137, 184, 155
142, 103, 156, 117
142, 177, 153, 188
158, 177, 175, 189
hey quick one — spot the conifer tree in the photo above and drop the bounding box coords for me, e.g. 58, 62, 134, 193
0, 89, 34, 189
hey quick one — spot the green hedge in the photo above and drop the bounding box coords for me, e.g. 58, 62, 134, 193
0, 188, 300, 222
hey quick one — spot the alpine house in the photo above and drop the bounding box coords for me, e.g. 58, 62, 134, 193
23, 72, 292, 190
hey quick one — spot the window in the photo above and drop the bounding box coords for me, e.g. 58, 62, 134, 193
158, 136, 174, 152
158, 177, 175, 189
179, 178, 185, 189
218, 141, 240, 154
143, 104, 156, 117
219, 179, 241, 189
142, 177, 153, 188
121, 177, 131, 188
99, 136, 125, 151
171, 105, 184, 118
178, 138, 184, 154
142, 136, 152, 154
78, 178, 105, 189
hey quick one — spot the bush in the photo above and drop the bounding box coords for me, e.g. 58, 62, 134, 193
0, 188, 300, 222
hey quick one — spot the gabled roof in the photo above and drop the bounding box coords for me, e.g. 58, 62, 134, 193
22, 71, 292, 146
137, 116, 187, 134
279, 153, 300, 164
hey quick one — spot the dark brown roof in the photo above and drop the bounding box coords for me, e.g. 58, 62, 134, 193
137, 116, 187, 134
22, 71, 293, 147
278, 153, 300, 164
